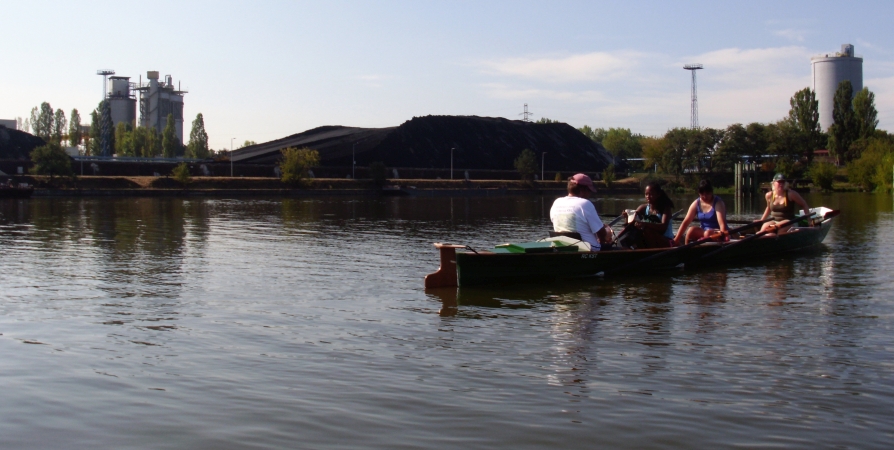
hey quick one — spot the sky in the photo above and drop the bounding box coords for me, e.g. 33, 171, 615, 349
3, 0, 894, 150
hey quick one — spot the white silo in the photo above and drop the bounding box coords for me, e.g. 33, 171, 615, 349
811, 44, 863, 131
107, 76, 137, 128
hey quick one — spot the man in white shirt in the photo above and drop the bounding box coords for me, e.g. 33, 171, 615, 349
549, 173, 610, 250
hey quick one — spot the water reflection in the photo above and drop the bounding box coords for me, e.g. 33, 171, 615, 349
1, 194, 892, 449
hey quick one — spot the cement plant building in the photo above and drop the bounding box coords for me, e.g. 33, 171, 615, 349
811, 44, 863, 131
135, 71, 187, 145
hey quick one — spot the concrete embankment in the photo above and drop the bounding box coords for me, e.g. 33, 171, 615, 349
26, 176, 641, 197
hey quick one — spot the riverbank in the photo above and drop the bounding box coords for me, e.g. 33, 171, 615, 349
23, 175, 643, 197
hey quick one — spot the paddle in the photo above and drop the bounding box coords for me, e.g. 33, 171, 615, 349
601, 216, 786, 276
687, 209, 839, 265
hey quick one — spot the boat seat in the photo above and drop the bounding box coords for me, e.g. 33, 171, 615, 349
549, 231, 582, 240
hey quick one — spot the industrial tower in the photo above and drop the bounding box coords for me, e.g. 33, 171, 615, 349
683, 64, 703, 129
811, 44, 863, 131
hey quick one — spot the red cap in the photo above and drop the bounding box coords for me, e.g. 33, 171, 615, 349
571, 173, 597, 192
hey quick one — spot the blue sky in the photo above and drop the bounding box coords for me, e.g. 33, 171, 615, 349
3, 0, 893, 150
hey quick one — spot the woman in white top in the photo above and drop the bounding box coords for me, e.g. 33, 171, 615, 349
549, 173, 611, 250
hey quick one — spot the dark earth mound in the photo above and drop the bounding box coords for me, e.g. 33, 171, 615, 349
0, 125, 45, 160
234, 115, 615, 173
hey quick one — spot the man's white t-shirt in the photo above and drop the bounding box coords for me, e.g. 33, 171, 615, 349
550, 196, 604, 249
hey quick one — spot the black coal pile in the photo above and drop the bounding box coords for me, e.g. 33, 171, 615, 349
0, 126, 45, 160
333, 115, 615, 172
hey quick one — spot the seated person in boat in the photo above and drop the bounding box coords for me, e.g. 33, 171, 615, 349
619, 181, 675, 249
674, 179, 729, 245
757, 173, 810, 235
549, 173, 611, 250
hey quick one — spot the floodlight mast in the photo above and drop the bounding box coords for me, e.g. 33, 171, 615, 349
96, 70, 115, 100
683, 64, 703, 129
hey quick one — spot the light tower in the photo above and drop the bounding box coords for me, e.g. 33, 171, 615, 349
683, 64, 703, 129
96, 70, 115, 100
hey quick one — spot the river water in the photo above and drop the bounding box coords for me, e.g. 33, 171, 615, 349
0, 193, 892, 449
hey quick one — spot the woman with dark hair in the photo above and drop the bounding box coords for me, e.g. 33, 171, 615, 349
620, 181, 675, 249
674, 179, 729, 245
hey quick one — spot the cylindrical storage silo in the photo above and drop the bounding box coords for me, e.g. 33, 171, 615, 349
811, 44, 863, 131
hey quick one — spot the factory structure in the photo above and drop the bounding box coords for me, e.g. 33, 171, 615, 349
811, 44, 863, 131
101, 70, 187, 145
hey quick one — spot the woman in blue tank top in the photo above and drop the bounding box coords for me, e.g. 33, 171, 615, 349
674, 179, 729, 245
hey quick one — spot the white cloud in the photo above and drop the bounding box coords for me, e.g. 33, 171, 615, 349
478, 51, 646, 83
773, 29, 806, 43
474, 46, 864, 134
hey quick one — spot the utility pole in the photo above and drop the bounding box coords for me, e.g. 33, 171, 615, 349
683, 64, 703, 129
541, 152, 547, 181
230, 138, 235, 177
352, 142, 356, 179
450, 148, 455, 180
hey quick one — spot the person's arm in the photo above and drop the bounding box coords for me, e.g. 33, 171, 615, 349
758, 192, 772, 221
673, 201, 697, 244
715, 198, 729, 233
789, 190, 810, 218
639, 206, 672, 232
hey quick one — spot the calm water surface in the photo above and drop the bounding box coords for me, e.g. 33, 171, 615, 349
1, 193, 892, 449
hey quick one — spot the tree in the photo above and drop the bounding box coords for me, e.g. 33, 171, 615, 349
29, 106, 39, 136
808, 161, 837, 192
186, 113, 210, 159
602, 128, 643, 160
88, 108, 101, 156
172, 162, 191, 186
162, 113, 178, 157
99, 100, 114, 156
536, 117, 560, 124
241, 140, 257, 148
53, 109, 66, 144
513, 148, 538, 181
278, 147, 320, 184
30, 142, 74, 180
68, 109, 82, 148
602, 164, 616, 188
32, 102, 54, 141
641, 136, 667, 173
132, 126, 159, 157
114, 122, 135, 156
853, 87, 878, 140
578, 125, 607, 143
787, 88, 823, 165
828, 80, 857, 164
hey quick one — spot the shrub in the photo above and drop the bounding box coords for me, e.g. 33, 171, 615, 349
513, 148, 538, 181
369, 161, 388, 186
808, 161, 837, 192
172, 162, 191, 186
30, 142, 74, 180
279, 147, 320, 185
554, 172, 562, 182
602, 164, 616, 188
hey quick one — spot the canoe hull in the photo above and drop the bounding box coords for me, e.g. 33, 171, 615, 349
448, 214, 834, 287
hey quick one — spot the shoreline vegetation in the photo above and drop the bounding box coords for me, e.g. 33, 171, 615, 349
11, 174, 870, 197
